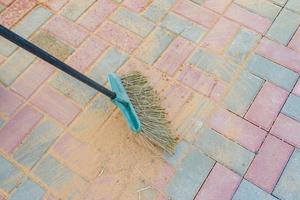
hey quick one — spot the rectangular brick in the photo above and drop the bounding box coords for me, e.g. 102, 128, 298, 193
0, 0, 13, 6
282, 94, 300, 122
111, 7, 155, 37
44, 0, 68, 11
196, 128, 255, 175
0, 155, 24, 193
13, 118, 63, 169
267, 9, 300, 45
289, 26, 300, 52
0, 49, 35, 86
143, 0, 176, 22
286, 0, 300, 13
89, 47, 128, 84
60, 0, 96, 21
201, 17, 239, 53
210, 81, 227, 101
9, 179, 45, 200
134, 27, 175, 64
97, 22, 142, 53
0, 105, 43, 153
0, 85, 23, 117
166, 148, 214, 200
203, 0, 231, 13
245, 135, 293, 193
43, 16, 88, 47
195, 163, 241, 200
208, 108, 267, 152
123, 0, 150, 12
225, 4, 272, 34
245, 82, 289, 130
31, 85, 80, 126
293, 79, 300, 96
0, 0, 36, 28
78, 0, 117, 31
172, 0, 218, 28
11, 60, 54, 99
273, 149, 300, 200
247, 54, 299, 92
226, 28, 260, 63
256, 37, 300, 73
154, 37, 194, 76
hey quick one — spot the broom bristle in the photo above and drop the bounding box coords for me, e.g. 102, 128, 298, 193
120, 71, 177, 154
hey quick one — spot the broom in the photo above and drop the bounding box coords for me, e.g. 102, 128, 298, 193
0, 25, 177, 153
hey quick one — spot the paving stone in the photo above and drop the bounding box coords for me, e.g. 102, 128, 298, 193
0, 105, 43, 153
0, 155, 24, 193
224, 71, 263, 116
245, 135, 293, 193
245, 82, 289, 130
267, 9, 300, 45
282, 94, 300, 122
247, 54, 299, 91
111, 7, 155, 37
195, 163, 241, 200
225, 4, 272, 34
233, 179, 277, 200
188, 48, 239, 82
9, 179, 45, 200
31, 31, 74, 61
293, 79, 300, 96
160, 13, 207, 43
0, 0, 13, 6
0, 37, 17, 57
190, 0, 204, 5
0, 85, 23, 117
13, 119, 63, 169
0, 49, 35, 86
143, 0, 176, 22
123, 0, 150, 12
286, 0, 300, 14
31, 85, 80, 126
166, 148, 215, 200
60, 0, 96, 21
235, 0, 281, 20
289, 27, 300, 52
11, 60, 54, 99
134, 27, 175, 65
203, 0, 232, 13
208, 108, 267, 152
89, 47, 128, 84
196, 128, 255, 175
78, 0, 117, 31
226, 28, 260, 63
256, 37, 300, 73
273, 149, 300, 200
172, 0, 218, 28
270, 0, 287, 6
210, 81, 227, 101
43, 0, 68, 11
163, 140, 189, 166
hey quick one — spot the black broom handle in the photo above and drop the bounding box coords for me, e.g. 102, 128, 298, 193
0, 25, 116, 99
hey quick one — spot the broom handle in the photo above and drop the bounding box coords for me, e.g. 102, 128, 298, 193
0, 25, 117, 100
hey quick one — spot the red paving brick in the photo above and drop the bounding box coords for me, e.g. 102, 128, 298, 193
0, 105, 43, 153
195, 163, 241, 200
31, 85, 81, 126
271, 113, 300, 148
0, 85, 23, 116
123, 0, 150, 12
245, 82, 289, 131
245, 134, 294, 193
208, 108, 267, 152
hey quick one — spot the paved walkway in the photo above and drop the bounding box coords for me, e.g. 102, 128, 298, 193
0, 0, 300, 199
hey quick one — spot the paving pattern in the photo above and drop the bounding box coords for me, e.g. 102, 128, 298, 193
0, 0, 300, 199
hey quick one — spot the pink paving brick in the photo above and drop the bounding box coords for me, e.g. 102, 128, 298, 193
31, 85, 81, 126
225, 4, 272, 34
123, 0, 150, 12
195, 163, 241, 200
289, 27, 300, 52
67, 36, 109, 72
256, 37, 300, 73
96, 21, 141, 53
245, 82, 289, 131
154, 37, 194, 76
271, 113, 300, 148
11, 60, 54, 99
44, 0, 68, 12
203, 0, 232, 14
293, 79, 300, 96
211, 81, 227, 101
177, 66, 216, 96
43, 15, 88, 47
245, 134, 293, 193
78, 0, 117, 31
0, 105, 43, 153
0, 85, 23, 116
172, 0, 219, 28
201, 17, 239, 53
152, 162, 175, 190
0, 0, 36, 28
208, 108, 267, 152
